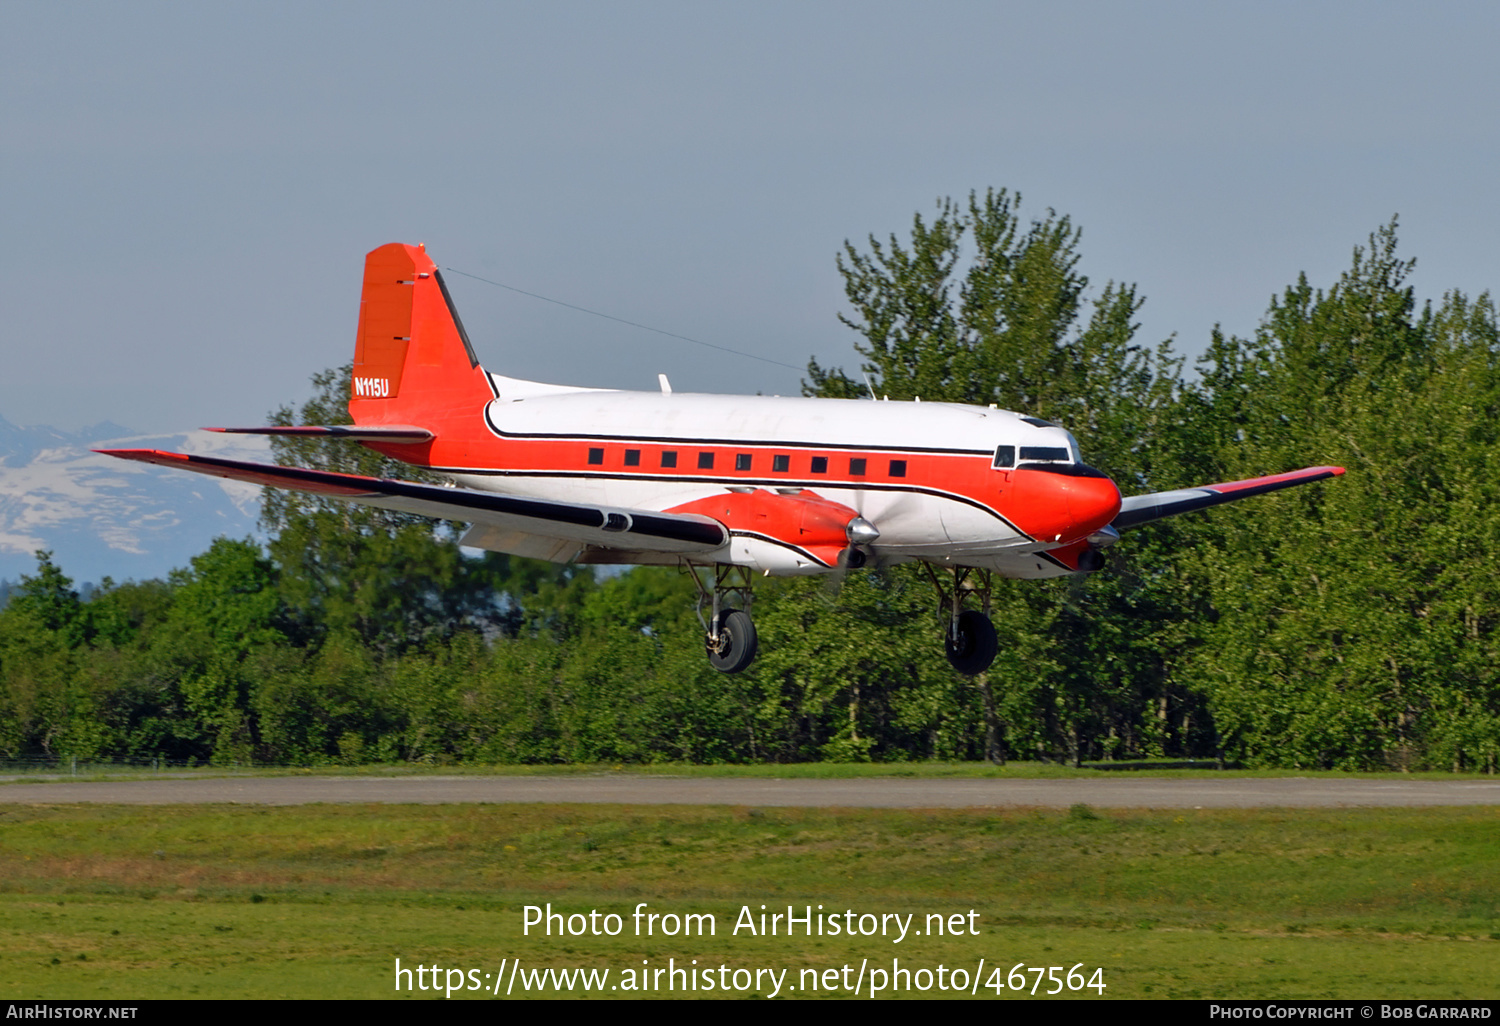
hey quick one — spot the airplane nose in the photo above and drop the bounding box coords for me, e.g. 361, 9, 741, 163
1063, 468, 1122, 536
1008, 465, 1122, 543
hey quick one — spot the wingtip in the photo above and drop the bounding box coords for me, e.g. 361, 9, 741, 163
94, 448, 190, 462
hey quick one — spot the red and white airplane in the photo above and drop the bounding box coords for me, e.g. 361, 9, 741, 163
101, 243, 1343, 674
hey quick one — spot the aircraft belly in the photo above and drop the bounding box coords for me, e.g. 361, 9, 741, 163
445, 469, 1079, 580
989, 552, 1075, 579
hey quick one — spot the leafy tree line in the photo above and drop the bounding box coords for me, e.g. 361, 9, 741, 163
1, 196, 1494, 769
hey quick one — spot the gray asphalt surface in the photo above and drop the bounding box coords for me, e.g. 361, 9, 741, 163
2, 774, 1498, 807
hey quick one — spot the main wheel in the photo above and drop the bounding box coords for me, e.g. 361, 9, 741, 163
707, 608, 758, 673
945, 609, 998, 675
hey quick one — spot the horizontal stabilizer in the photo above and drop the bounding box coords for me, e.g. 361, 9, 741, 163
96, 449, 728, 560
205, 425, 435, 442
1113, 466, 1344, 530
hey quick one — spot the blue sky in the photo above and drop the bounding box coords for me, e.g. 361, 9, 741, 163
4, 1, 1496, 434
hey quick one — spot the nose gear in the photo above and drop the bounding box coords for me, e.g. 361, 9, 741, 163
923, 564, 999, 675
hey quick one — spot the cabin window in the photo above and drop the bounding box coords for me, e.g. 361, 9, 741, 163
587, 447, 604, 466
736, 453, 752, 471
660, 450, 678, 468
888, 459, 907, 478
772, 454, 790, 473
849, 458, 867, 476
698, 452, 715, 469
624, 449, 641, 466
992, 445, 1015, 469
810, 456, 828, 474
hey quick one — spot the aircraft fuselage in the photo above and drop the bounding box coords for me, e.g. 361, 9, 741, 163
370, 376, 1123, 578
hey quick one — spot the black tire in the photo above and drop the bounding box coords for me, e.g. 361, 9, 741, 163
945, 609, 998, 675
707, 608, 759, 673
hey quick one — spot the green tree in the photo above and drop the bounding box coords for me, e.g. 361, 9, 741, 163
803, 190, 1185, 764
5, 552, 87, 648
136, 538, 286, 762
1178, 221, 1500, 769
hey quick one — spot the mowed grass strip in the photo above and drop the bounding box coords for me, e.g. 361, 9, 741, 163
1, 803, 1496, 999
6, 759, 1490, 784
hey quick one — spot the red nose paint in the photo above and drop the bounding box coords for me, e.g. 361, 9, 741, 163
1007, 467, 1121, 543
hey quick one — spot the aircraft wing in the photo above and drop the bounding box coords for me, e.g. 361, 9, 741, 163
96, 449, 729, 561
1112, 465, 1344, 530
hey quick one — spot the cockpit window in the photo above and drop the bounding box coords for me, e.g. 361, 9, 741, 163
1063, 430, 1082, 463
992, 445, 1015, 469
1019, 446, 1070, 463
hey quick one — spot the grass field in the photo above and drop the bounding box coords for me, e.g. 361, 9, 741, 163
2, 793, 1497, 1000
3, 759, 1491, 782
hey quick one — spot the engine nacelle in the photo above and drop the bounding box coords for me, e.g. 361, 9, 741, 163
667, 488, 871, 572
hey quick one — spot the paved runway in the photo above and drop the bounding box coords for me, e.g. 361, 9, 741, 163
2, 774, 1497, 808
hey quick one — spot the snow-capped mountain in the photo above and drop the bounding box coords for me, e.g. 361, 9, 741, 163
0, 415, 269, 586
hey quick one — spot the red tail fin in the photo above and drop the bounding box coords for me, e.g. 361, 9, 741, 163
349, 243, 495, 427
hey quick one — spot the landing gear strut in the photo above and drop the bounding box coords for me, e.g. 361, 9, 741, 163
692, 565, 759, 673
923, 564, 998, 675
